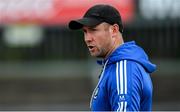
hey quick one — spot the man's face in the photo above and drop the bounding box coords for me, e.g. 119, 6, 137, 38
82, 22, 114, 58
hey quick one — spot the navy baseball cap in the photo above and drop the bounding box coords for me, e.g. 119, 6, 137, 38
68, 4, 123, 33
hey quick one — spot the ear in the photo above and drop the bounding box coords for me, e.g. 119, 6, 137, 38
110, 24, 119, 37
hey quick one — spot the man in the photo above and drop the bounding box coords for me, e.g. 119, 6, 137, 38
68, 4, 156, 111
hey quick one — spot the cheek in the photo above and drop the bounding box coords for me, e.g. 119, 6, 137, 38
94, 31, 111, 48
100, 33, 111, 45
96, 37, 110, 52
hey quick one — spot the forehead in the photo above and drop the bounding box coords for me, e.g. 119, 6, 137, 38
82, 22, 110, 30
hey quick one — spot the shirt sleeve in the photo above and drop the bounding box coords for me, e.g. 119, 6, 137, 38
107, 60, 142, 111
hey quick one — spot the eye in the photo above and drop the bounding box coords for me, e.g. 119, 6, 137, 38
89, 28, 98, 32
92, 28, 98, 31
83, 29, 87, 33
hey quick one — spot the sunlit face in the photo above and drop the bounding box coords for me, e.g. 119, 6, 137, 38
82, 22, 114, 58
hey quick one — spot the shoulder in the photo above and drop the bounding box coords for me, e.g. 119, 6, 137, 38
105, 60, 144, 89
106, 60, 142, 77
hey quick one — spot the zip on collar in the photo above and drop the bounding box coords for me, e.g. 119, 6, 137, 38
90, 59, 109, 108
96, 59, 108, 66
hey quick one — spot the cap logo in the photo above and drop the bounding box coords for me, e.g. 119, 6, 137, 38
91, 13, 100, 17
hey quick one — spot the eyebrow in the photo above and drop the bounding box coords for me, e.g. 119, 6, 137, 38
88, 27, 97, 30
83, 26, 97, 31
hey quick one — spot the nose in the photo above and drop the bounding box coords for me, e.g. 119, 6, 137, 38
84, 32, 93, 42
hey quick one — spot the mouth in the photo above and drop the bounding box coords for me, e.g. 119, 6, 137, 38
88, 45, 95, 51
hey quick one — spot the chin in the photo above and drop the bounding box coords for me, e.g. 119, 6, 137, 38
90, 52, 104, 58
93, 54, 104, 58
90, 53, 98, 57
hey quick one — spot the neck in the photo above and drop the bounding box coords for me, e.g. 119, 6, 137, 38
104, 35, 124, 59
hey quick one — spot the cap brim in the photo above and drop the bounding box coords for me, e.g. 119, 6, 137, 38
68, 17, 102, 30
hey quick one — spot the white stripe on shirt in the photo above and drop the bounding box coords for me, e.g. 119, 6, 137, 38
117, 102, 121, 112
116, 60, 128, 112
124, 60, 127, 94
120, 102, 124, 111
120, 61, 123, 94
124, 101, 127, 111
116, 62, 120, 95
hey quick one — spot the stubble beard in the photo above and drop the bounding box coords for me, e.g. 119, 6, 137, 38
93, 47, 107, 58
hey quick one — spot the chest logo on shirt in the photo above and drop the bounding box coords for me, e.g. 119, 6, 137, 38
119, 95, 126, 101
93, 87, 99, 99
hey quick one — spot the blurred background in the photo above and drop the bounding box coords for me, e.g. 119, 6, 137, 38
0, 0, 180, 111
